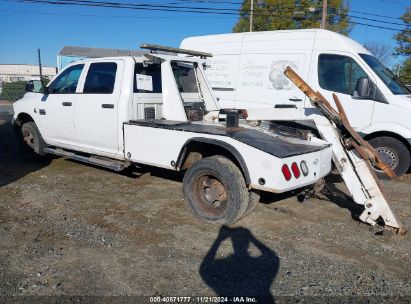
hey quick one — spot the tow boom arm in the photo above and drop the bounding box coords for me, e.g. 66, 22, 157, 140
282, 67, 406, 234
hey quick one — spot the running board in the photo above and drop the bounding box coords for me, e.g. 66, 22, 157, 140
44, 147, 130, 172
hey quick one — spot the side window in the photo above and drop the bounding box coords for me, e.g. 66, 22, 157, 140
50, 64, 84, 94
318, 54, 368, 95
83, 62, 117, 94
134, 63, 162, 93
171, 61, 198, 93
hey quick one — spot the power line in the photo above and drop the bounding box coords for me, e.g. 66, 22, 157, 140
171, 0, 407, 21
0, 8, 237, 19
7, 0, 408, 32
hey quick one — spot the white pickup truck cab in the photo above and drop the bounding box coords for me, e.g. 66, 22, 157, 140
180, 29, 411, 178
13, 46, 332, 224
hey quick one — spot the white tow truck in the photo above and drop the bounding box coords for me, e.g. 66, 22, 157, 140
12, 45, 333, 224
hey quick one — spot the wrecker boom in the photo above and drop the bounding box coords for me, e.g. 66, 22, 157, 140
249, 67, 406, 234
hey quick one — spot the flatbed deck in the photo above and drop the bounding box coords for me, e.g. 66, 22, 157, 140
126, 119, 330, 158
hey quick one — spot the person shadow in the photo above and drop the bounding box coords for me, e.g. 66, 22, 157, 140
199, 226, 279, 303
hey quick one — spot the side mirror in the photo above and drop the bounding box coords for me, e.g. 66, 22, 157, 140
353, 77, 372, 99
25, 81, 35, 92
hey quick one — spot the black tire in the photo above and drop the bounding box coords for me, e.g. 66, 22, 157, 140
20, 122, 46, 160
183, 155, 249, 224
368, 136, 410, 179
244, 189, 261, 216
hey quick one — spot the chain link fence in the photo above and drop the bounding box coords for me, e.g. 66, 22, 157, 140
0, 81, 27, 102
0, 78, 52, 102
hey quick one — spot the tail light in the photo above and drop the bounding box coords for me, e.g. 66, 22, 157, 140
282, 164, 292, 181
291, 162, 301, 178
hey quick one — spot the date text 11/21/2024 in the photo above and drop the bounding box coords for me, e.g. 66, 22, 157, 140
149, 296, 258, 303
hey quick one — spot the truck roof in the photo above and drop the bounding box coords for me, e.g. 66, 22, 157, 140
61, 52, 205, 68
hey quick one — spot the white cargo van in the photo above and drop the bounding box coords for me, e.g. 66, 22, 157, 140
180, 29, 411, 177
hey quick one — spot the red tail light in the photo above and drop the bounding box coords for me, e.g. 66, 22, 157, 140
291, 162, 301, 178
282, 164, 292, 181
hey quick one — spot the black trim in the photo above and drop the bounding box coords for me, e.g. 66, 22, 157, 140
212, 87, 235, 91
275, 104, 297, 108
176, 137, 251, 184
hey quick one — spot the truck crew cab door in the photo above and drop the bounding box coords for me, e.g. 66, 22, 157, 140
38, 64, 84, 147
311, 52, 376, 131
74, 60, 124, 155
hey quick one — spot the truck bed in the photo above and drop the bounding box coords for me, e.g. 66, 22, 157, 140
127, 119, 330, 158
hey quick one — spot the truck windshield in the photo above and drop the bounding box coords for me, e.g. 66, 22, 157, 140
359, 53, 410, 95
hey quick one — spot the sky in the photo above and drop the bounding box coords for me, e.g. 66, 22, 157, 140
0, 0, 409, 67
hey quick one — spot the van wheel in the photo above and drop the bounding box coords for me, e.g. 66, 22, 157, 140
183, 155, 248, 224
20, 122, 46, 160
368, 136, 410, 179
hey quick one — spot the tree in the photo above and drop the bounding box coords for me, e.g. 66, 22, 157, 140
364, 41, 393, 66
233, 0, 352, 35
394, 6, 410, 57
394, 6, 410, 84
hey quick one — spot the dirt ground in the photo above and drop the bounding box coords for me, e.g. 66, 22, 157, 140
0, 110, 410, 303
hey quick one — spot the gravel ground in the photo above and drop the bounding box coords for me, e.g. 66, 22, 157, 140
0, 112, 410, 303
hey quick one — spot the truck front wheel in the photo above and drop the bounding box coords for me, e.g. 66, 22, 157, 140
20, 122, 46, 159
183, 155, 249, 224
368, 136, 410, 179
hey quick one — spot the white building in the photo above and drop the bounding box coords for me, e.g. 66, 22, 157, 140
0, 64, 56, 82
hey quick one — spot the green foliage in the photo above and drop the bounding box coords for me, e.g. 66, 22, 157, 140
394, 6, 410, 57
397, 58, 411, 84
233, 0, 352, 34
0, 81, 27, 101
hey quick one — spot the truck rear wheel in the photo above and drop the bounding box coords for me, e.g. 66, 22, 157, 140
368, 136, 410, 179
20, 122, 46, 159
183, 155, 249, 224
245, 190, 261, 216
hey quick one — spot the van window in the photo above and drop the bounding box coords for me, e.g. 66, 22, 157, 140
134, 63, 162, 93
359, 54, 410, 95
50, 64, 84, 94
171, 61, 198, 93
318, 54, 368, 95
83, 62, 117, 94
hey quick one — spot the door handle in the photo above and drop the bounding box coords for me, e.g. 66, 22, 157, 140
62, 102, 72, 106
289, 97, 303, 102
101, 104, 114, 109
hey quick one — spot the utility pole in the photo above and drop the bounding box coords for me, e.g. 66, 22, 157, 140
321, 0, 327, 29
38, 48, 44, 86
250, 0, 254, 32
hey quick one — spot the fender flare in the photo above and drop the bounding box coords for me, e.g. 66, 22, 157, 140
176, 137, 251, 184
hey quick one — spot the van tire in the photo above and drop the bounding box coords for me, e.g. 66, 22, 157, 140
368, 136, 410, 179
20, 122, 46, 160
183, 155, 248, 224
